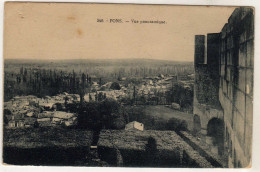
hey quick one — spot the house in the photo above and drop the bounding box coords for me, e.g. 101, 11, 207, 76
37, 111, 53, 118
37, 118, 52, 127
26, 111, 34, 117
53, 111, 75, 119
125, 121, 144, 131
8, 119, 24, 128
24, 117, 36, 127
157, 74, 163, 78
63, 119, 74, 127
37, 118, 51, 122
6, 114, 25, 128
147, 80, 153, 85
8, 120, 16, 128
39, 102, 55, 110
29, 100, 39, 107
52, 117, 62, 123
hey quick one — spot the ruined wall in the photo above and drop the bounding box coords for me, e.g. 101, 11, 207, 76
193, 7, 254, 168
195, 35, 205, 65
194, 34, 221, 107
193, 33, 224, 158
219, 7, 254, 168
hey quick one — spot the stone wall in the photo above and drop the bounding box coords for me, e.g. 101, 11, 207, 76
194, 33, 221, 107
194, 35, 205, 65
193, 7, 254, 167
219, 7, 254, 168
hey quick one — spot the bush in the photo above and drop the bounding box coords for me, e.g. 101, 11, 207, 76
111, 115, 126, 130
76, 99, 123, 130
166, 117, 188, 131
177, 120, 188, 131
146, 137, 157, 153
110, 82, 121, 90
145, 137, 158, 166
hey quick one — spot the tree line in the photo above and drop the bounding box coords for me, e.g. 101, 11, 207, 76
4, 67, 93, 101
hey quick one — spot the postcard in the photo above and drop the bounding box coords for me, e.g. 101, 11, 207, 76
3, 2, 254, 168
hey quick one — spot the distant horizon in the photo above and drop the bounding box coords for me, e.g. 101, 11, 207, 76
4, 57, 194, 62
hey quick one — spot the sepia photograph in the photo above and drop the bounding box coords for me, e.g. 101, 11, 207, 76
2, 2, 254, 168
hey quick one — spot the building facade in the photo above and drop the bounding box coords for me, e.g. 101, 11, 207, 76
193, 7, 254, 168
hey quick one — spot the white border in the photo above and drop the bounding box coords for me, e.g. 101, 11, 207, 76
0, 1, 259, 172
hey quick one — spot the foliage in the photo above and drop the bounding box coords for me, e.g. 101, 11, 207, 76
4, 109, 12, 116
145, 136, 158, 166
111, 114, 126, 129
110, 82, 121, 90
146, 137, 157, 153
4, 59, 194, 101
166, 83, 193, 109
76, 98, 125, 130
166, 117, 188, 131
124, 106, 188, 131
77, 102, 102, 130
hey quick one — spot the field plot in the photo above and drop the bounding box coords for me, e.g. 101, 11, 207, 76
98, 130, 213, 167
3, 127, 93, 165
143, 105, 194, 130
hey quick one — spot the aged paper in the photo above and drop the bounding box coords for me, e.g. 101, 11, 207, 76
3, 2, 254, 168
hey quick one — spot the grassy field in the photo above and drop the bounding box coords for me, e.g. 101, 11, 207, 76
143, 105, 194, 131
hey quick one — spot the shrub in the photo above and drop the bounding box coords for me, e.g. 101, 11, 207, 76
145, 137, 158, 166
166, 117, 188, 131
110, 82, 121, 90
111, 116, 126, 129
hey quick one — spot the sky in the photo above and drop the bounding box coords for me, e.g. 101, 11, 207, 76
4, 3, 236, 61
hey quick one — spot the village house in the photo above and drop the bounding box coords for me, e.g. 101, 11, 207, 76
125, 121, 144, 131
8, 120, 16, 128
37, 117, 53, 127
7, 115, 25, 128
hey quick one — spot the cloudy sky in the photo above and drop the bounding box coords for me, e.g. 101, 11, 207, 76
4, 3, 236, 61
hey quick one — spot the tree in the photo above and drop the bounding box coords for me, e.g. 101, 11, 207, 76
23, 75, 27, 83
77, 102, 101, 130
111, 113, 126, 129
166, 117, 188, 131
4, 115, 9, 125
80, 73, 86, 105
98, 92, 104, 102
76, 99, 121, 130
64, 96, 69, 107
145, 137, 158, 166
72, 70, 76, 92
4, 109, 12, 116
54, 103, 65, 111
133, 86, 136, 105
110, 82, 121, 90
24, 68, 27, 76
146, 137, 157, 152
99, 98, 120, 128
20, 66, 24, 75
89, 94, 92, 101
99, 78, 102, 86
34, 121, 39, 128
